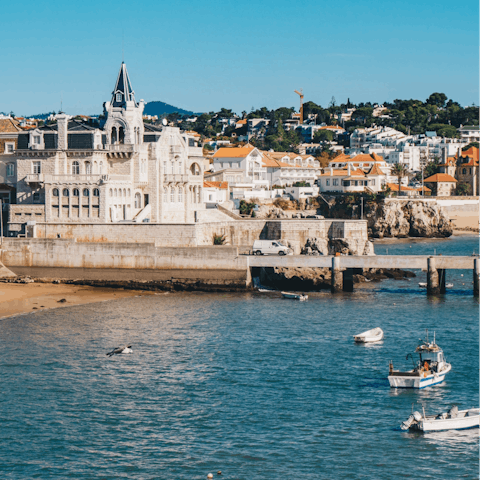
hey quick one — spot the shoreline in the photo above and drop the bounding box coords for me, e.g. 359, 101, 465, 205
0, 282, 155, 320
372, 232, 477, 244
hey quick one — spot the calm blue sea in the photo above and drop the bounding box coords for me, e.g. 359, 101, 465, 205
1, 236, 478, 479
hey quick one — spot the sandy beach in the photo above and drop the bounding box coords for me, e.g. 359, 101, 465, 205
0, 282, 148, 320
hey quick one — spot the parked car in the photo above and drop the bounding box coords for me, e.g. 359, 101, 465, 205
252, 240, 293, 256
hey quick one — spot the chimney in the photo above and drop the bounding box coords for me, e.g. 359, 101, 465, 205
348, 163, 352, 175
57, 113, 68, 150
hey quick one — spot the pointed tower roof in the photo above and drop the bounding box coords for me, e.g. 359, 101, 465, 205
112, 62, 135, 107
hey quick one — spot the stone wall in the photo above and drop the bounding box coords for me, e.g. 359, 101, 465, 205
4, 218, 368, 249
1, 239, 245, 271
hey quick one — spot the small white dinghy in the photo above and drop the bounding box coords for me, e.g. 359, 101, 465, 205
281, 291, 308, 301
353, 327, 384, 343
401, 406, 480, 432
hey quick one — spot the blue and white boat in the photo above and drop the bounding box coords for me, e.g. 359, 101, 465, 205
388, 332, 451, 389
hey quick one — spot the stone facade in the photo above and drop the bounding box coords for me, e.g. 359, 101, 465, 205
3, 63, 206, 236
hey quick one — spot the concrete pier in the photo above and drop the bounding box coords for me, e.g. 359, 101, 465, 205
474, 259, 479, 297
427, 257, 439, 295
343, 269, 355, 292
331, 256, 343, 293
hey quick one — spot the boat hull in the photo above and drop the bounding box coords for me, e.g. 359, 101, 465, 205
388, 364, 451, 389
415, 414, 479, 432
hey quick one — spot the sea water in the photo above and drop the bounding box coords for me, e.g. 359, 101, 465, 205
1, 236, 478, 479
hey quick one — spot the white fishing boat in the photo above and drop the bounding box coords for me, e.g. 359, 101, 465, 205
353, 327, 384, 343
401, 406, 479, 432
281, 291, 308, 301
388, 331, 451, 389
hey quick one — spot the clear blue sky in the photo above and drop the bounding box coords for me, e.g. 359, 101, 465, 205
1, 0, 478, 116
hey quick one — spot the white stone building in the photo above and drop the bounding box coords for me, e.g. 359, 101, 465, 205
4, 62, 205, 236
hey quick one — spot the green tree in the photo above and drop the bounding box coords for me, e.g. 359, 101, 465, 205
426, 92, 448, 108
391, 163, 409, 196
313, 130, 334, 143
455, 182, 471, 196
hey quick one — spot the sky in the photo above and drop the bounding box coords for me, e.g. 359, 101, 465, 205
1, 0, 478, 116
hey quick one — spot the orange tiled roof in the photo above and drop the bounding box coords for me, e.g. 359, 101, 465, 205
0, 118, 23, 133
213, 145, 255, 158
236, 119, 247, 125
204, 181, 229, 189
319, 125, 344, 130
459, 146, 479, 166
424, 173, 457, 183
367, 163, 386, 176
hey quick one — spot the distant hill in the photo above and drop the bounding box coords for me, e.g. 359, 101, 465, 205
144, 101, 196, 117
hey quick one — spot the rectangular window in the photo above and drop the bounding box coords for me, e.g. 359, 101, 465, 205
33, 192, 41, 203
333, 179, 338, 186
32, 161, 41, 174
34, 136, 41, 144
6, 164, 14, 177
188, 138, 195, 147
5, 143, 14, 154
326, 180, 330, 186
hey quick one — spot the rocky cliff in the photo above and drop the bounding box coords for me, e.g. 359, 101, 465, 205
318, 197, 453, 238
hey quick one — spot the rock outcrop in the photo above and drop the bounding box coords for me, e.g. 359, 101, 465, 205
255, 205, 289, 219
369, 201, 453, 238
301, 237, 374, 256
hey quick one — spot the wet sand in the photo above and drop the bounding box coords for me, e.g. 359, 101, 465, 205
0, 283, 148, 320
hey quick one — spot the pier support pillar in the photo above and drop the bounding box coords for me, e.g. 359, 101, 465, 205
331, 256, 343, 293
427, 257, 440, 295
438, 269, 446, 294
343, 268, 354, 292
474, 259, 479, 297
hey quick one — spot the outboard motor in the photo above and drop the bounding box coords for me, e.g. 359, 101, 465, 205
401, 411, 422, 430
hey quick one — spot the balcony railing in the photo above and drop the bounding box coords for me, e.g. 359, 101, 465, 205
25, 174, 44, 183
164, 174, 189, 183
43, 174, 131, 184
107, 144, 135, 153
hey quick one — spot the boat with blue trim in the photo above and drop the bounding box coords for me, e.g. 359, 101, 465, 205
388, 331, 451, 389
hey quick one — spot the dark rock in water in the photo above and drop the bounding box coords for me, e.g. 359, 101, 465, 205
258, 266, 415, 291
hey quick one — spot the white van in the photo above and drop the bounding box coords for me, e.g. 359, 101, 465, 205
252, 240, 293, 256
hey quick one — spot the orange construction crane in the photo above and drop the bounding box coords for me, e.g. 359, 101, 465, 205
294, 89, 304, 124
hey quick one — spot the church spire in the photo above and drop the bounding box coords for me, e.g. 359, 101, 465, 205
112, 62, 135, 107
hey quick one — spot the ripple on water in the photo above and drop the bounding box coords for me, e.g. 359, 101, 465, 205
1, 237, 479, 479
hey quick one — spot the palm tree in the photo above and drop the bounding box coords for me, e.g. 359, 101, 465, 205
391, 163, 409, 197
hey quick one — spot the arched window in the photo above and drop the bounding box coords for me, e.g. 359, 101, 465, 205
135, 193, 141, 208
109, 189, 113, 196
163, 187, 168, 203
73, 188, 79, 196
111, 127, 117, 144
178, 160, 182, 173
190, 163, 201, 175
127, 189, 131, 196
114, 188, 117, 197
170, 187, 175, 203
93, 188, 100, 197
123, 188, 126, 197
99, 162, 104, 174
118, 127, 125, 144
72, 161, 80, 175
62, 188, 69, 197
52, 188, 59, 197
178, 187, 183, 203
83, 188, 90, 197
170, 160, 174, 174
85, 162, 92, 175
462, 168, 467, 174
197, 187, 201, 204
192, 186, 197, 203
